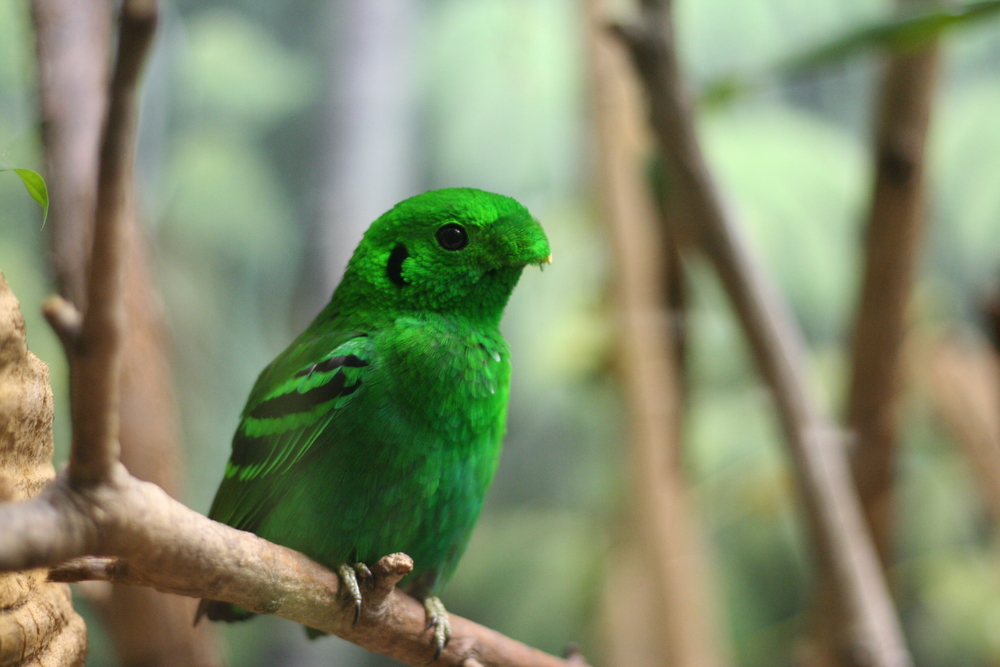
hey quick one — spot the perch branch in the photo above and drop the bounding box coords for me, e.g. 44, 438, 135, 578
0, 470, 567, 666
610, 7, 912, 667
49, 557, 127, 583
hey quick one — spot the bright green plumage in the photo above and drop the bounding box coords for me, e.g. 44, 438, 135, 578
201, 188, 550, 640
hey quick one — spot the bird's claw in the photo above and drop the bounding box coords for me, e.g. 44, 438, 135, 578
353, 562, 373, 580
338, 563, 366, 625
423, 596, 451, 661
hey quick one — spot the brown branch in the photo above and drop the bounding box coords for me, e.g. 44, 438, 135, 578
110, 231, 222, 667
43, 294, 83, 345
650, 163, 689, 469
610, 8, 913, 667
587, 2, 728, 666
31, 0, 112, 309
50, 557, 128, 583
66, 0, 156, 487
0, 468, 570, 667
847, 0, 939, 568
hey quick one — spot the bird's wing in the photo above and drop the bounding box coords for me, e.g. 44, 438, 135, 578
208, 331, 374, 531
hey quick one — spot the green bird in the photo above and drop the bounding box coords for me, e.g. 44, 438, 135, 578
198, 188, 550, 654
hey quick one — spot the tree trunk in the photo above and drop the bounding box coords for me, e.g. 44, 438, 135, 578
0, 271, 88, 667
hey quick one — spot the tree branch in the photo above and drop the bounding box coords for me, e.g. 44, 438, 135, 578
847, 0, 939, 566
66, 0, 156, 487
31, 0, 112, 309
0, 468, 570, 666
610, 7, 913, 667
587, 1, 728, 665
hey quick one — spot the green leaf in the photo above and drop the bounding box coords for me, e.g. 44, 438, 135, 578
702, 1, 1000, 107
0, 167, 49, 227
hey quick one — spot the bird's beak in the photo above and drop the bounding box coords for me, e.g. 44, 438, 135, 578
541, 254, 552, 264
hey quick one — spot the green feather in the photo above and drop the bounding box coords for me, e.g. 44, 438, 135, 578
202, 188, 550, 628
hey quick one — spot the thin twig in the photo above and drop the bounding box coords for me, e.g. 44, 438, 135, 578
42, 295, 83, 347
68, 0, 157, 487
610, 7, 913, 667
649, 160, 689, 469
49, 557, 126, 583
367, 552, 415, 609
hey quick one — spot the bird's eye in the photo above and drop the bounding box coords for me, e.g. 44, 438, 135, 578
435, 223, 468, 251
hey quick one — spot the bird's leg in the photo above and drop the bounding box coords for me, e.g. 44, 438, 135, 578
423, 596, 451, 660
337, 563, 365, 624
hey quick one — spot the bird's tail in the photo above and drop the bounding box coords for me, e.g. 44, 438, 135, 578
195, 599, 328, 640
194, 599, 256, 625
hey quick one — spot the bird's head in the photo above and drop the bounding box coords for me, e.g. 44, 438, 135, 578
334, 188, 551, 323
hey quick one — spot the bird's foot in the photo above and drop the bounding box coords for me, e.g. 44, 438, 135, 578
353, 562, 373, 581
338, 563, 372, 624
423, 596, 451, 661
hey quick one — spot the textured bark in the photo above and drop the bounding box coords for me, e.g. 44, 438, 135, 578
0, 467, 578, 667
587, 2, 727, 666
611, 5, 913, 667
31, 0, 224, 662
847, 0, 939, 569
0, 272, 87, 667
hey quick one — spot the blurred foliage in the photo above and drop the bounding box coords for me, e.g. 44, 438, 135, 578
1, 0, 1000, 665
700, 106, 868, 342
701, 0, 1000, 106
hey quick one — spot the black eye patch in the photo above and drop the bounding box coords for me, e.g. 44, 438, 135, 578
386, 243, 409, 286
435, 223, 468, 251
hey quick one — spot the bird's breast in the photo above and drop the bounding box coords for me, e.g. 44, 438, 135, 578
378, 316, 511, 446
